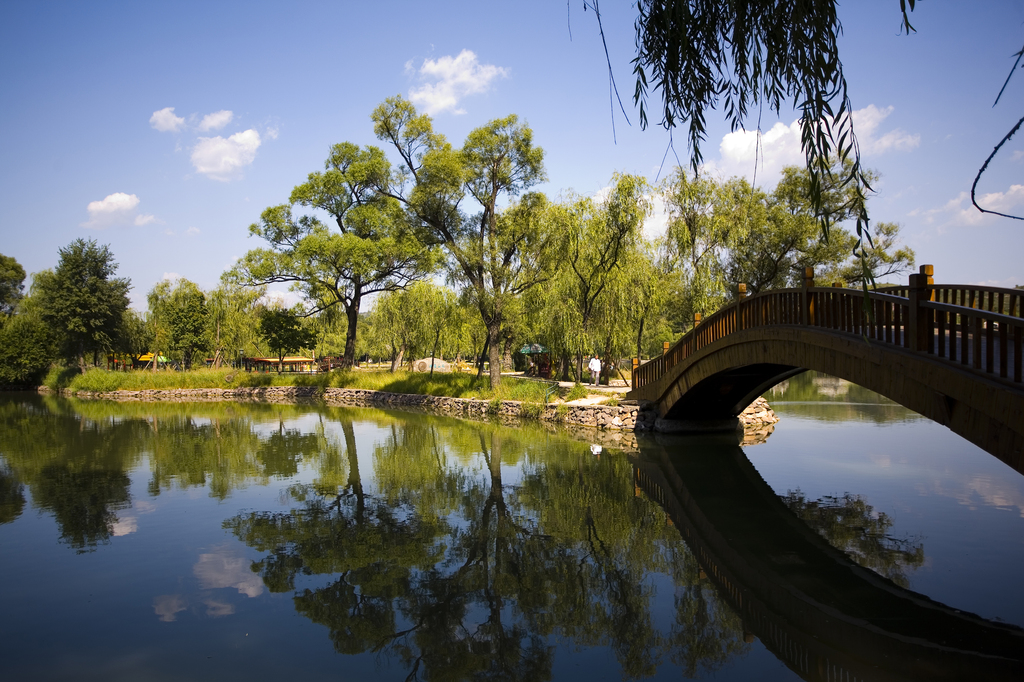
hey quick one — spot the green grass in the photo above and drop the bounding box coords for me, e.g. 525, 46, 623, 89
56, 367, 552, 402
518, 402, 544, 420
564, 383, 589, 402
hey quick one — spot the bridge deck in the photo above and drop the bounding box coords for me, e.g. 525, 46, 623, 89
628, 278, 1024, 468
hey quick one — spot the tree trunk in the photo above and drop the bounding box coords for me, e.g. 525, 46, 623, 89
430, 329, 441, 377
278, 353, 283, 374
476, 337, 489, 380
390, 343, 405, 373
487, 322, 502, 387
636, 317, 645, 361
343, 294, 359, 369
214, 320, 222, 368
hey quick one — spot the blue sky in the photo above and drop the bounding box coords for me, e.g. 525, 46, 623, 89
1, 1, 1022, 309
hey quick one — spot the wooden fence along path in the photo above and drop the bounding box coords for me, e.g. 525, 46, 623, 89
633, 266, 1023, 393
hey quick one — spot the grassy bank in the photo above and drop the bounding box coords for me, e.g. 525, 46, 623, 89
47, 366, 557, 403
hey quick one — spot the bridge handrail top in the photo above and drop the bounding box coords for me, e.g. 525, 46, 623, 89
921, 299, 1024, 323
924, 283, 1024, 296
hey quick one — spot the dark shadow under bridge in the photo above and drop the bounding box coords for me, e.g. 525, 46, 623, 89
627, 267, 1024, 473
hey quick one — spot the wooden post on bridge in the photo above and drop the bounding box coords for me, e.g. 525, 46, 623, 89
662, 341, 670, 356
632, 357, 638, 389
802, 268, 815, 326
736, 283, 747, 331
694, 312, 702, 327
908, 264, 935, 353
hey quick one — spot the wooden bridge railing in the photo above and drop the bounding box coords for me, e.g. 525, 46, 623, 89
633, 266, 1024, 391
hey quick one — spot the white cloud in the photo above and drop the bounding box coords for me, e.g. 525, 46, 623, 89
82, 192, 156, 229
186, 226, 200, 236
706, 105, 919, 187
163, 272, 181, 281
191, 129, 261, 181
920, 186, 1024, 228
265, 126, 279, 140
407, 50, 508, 115
150, 107, 185, 133
197, 110, 234, 131
853, 105, 920, 155
1012, 150, 1024, 162
87, 192, 139, 215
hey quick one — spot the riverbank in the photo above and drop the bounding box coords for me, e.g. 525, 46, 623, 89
35, 384, 779, 435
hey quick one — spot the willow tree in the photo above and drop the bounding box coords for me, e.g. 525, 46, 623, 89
371, 97, 561, 387
236, 143, 437, 367
559, 175, 650, 378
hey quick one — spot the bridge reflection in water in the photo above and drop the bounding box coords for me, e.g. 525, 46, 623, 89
631, 432, 1024, 682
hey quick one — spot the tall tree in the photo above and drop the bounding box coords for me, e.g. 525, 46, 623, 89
163, 279, 208, 370
371, 97, 559, 387
206, 278, 266, 367
557, 174, 651, 378
662, 170, 748, 328
35, 239, 131, 370
237, 143, 436, 367
0, 253, 26, 316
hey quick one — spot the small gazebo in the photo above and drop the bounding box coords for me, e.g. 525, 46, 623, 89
519, 343, 551, 379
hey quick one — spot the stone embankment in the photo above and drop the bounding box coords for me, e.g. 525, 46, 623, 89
47, 386, 778, 434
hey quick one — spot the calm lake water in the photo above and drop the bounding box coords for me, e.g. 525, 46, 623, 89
1, 375, 1022, 681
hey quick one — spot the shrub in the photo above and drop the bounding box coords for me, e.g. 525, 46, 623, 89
555, 404, 569, 421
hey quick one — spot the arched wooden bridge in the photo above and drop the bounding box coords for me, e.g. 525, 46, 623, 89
627, 267, 1024, 473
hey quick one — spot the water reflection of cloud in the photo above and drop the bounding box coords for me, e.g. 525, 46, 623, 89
203, 598, 235, 617
112, 516, 137, 536
919, 475, 1024, 517
193, 546, 264, 597
153, 594, 186, 622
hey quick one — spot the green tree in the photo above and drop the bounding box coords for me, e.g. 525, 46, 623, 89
662, 170, 748, 330
238, 142, 436, 368
0, 311, 56, 385
113, 309, 152, 366
371, 97, 558, 387
206, 278, 266, 366
35, 239, 131, 370
258, 308, 315, 373
548, 175, 651, 378
0, 253, 26, 316
169, 281, 208, 370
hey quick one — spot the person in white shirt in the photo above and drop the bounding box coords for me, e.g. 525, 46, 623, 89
588, 354, 602, 387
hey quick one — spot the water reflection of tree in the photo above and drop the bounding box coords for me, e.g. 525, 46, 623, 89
228, 416, 751, 680
0, 396, 141, 550
0, 459, 26, 524
765, 371, 920, 425
782, 489, 925, 587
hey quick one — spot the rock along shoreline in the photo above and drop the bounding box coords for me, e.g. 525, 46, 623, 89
36, 384, 779, 436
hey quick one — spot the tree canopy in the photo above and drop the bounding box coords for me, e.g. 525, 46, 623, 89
371, 97, 561, 387
0, 253, 26, 316
34, 239, 131, 369
237, 142, 436, 367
